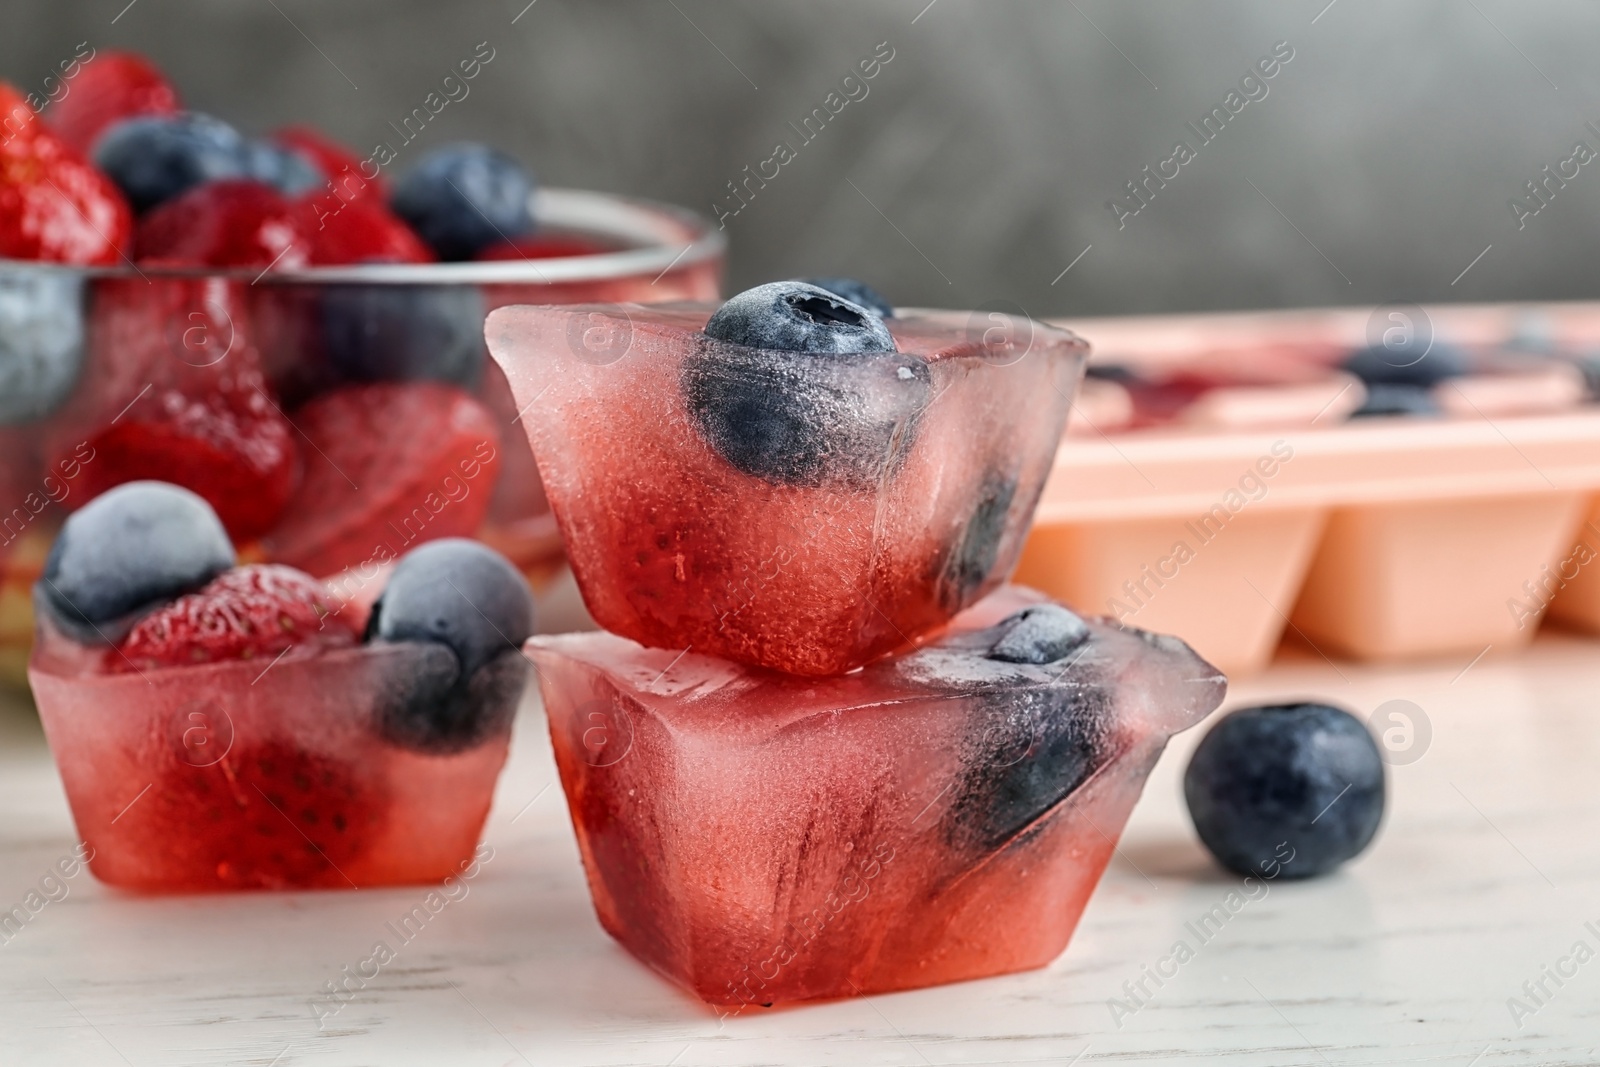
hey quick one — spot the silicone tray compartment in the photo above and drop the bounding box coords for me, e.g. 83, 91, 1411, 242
1028, 303, 1600, 673
1544, 496, 1600, 634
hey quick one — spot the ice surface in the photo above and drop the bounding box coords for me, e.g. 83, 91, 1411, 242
487, 303, 1087, 676
526, 585, 1226, 1006
28, 612, 510, 892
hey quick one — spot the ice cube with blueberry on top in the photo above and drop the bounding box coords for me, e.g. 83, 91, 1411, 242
28, 482, 533, 891
487, 281, 1088, 676
527, 585, 1225, 1005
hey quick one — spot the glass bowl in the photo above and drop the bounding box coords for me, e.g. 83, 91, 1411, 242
0, 189, 724, 686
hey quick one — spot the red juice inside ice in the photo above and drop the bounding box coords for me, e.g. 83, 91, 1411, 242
528, 586, 1225, 1005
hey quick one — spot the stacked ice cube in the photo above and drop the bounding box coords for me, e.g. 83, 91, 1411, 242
486, 282, 1226, 1006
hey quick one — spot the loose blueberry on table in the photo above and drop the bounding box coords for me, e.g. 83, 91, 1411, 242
1184, 701, 1386, 879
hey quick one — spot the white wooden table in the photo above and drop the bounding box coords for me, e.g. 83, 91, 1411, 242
3, 631, 1599, 1065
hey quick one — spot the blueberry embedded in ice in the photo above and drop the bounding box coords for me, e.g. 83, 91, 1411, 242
988, 604, 1090, 664
390, 143, 536, 262
92, 113, 251, 213
37, 481, 236, 643
365, 539, 535, 752
0, 267, 86, 425
368, 540, 533, 677
245, 138, 325, 197
948, 685, 1111, 855
937, 474, 1018, 610
1342, 341, 1467, 389
685, 283, 929, 488
798, 277, 895, 319
321, 284, 486, 387
1184, 702, 1385, 879
1350, 383, 1439, 419
704, 281, 895, 355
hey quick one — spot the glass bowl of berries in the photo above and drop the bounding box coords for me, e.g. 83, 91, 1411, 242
0, 54, 724, 686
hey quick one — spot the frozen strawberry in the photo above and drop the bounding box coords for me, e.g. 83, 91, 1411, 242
74, 374, 299, 543
49, 274, 300, 542
477, 233, 610, 261
117, 563, 356, 672
148, 738, 388, 890
0, 82, 132, 265
134, 179, 311, 269
298, 196, 431, 265
274, 125, 383, 204
0, 84, 33, 144
45, 51, 180, 156
265, 383, 500, 576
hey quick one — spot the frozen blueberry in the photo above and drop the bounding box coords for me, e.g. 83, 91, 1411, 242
245, 138, 325, 197
799, 276, 894, 319
685, 282, 922, 488
0, 267, 86, 425
704, 281, 895, 355
683, 345, 930, 489
390, 144, 535, 262
320, 284, 486, 387
1351, 383, 1439, 419
949, 684, 1110, 856
988, 604, 1089, 664
36, 482, 235, 644
92, 113, 251, 213
1342, 341, 1467, 389
365, 539, 535, 752
937, 474, 1018, 610
1185, 702, 1385, 879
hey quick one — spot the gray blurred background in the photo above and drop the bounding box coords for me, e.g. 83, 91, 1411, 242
7, 0, 1600, 316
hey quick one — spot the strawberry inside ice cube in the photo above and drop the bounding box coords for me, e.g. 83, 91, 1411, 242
527, 586, 1225, 1006
30, 608, 514, 892
487, 303, 1087, 676
29, 486, 532, 892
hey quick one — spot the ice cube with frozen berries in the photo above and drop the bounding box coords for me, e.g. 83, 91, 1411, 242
528, 586, 1225, 1005
28, 482, 533, 891
487, 281, 1088, 676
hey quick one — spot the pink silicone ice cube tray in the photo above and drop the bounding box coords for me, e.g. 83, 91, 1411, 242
1022, 302, 1600, 674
